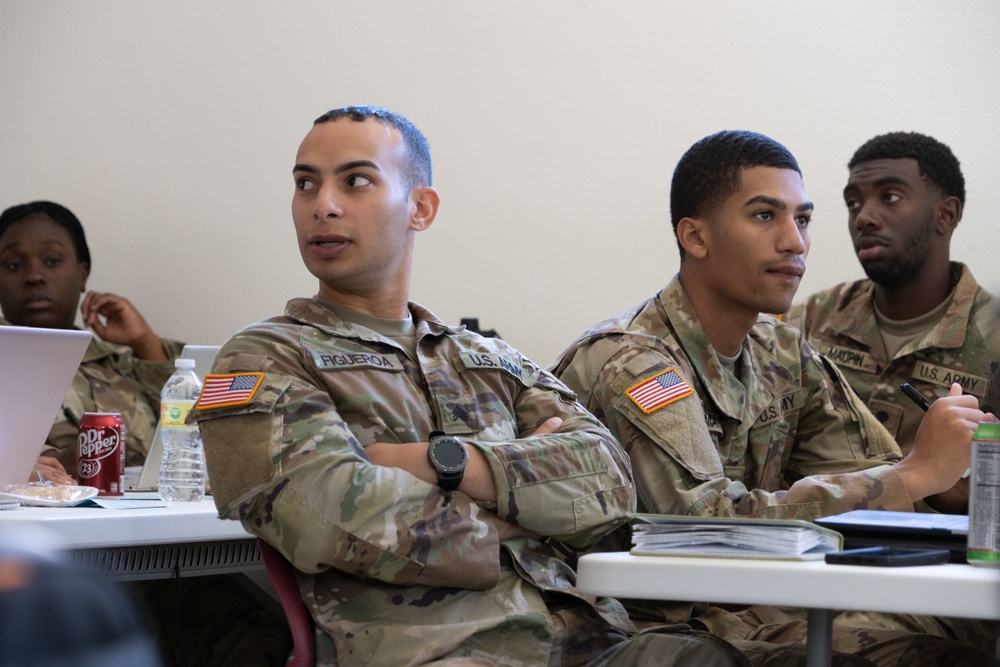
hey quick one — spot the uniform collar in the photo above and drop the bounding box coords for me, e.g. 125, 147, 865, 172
657, 277, 791, 428
826, 262, 978, 355
284, 296, 460, 345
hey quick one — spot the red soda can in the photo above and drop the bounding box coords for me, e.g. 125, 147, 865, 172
77, 412, 126, 497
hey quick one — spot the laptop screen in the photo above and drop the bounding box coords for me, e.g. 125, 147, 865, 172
180, 344, 223, 383
0, 326, 91, 486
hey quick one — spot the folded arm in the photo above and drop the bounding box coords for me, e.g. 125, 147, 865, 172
195, 336, 634, 589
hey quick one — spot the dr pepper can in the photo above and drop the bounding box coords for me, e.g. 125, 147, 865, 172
77, 412, 126, 497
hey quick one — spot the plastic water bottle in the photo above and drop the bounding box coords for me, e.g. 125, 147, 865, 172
158, 358, 206, 503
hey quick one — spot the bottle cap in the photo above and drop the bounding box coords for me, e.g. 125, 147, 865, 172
174, 358, 196, 370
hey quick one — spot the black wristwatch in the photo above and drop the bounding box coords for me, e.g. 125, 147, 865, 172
427, 431, 468, 491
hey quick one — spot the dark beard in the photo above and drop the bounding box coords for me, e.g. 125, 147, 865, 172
862, 252, 924, 287
860, 218, 934, 288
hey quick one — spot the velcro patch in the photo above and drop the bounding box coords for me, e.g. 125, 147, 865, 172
459, 352, 537, 386
311, 350, 403, 372
757, 389, 808, 425
626, 367, 695, 414
196, 373, 264, 410
704, 412, 723, 434
819, 344, 877, 373
912, 361, 987, 397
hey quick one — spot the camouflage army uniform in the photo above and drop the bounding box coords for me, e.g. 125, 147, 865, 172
552, 276, 1000, 665
786, 262, 1000, 452
42, 334, 185, 476
786, 263, 1000, 656
191, 297, 745, 667
0, 323, 289, 666
552, 275, 909, 520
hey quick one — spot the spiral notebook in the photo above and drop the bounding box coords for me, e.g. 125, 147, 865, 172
0, 325, 92, 489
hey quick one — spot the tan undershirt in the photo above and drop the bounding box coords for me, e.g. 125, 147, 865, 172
323, 300, 418, 361
874, 289, 955, 360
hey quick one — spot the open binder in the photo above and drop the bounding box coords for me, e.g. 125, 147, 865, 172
630, 514, 843, 561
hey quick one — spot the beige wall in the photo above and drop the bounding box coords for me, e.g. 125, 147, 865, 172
2, 1, 998, 365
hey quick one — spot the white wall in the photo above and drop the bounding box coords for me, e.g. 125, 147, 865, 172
2, 1, 998, 366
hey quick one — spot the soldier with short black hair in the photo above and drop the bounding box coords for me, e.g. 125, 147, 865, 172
191, 106, 749, 666
554, 130, 984, 522
552, 130, 998, 665
785, 131, 999, 515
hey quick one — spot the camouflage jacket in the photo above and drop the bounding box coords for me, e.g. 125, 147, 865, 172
43, 334, 184, 476
786, 263, 999, 452
191, 297, 638, 666
551, 275, 910, 521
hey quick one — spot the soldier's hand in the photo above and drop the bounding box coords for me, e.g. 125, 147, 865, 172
524, 417, 563, 437
893, 383, 984, 501
80, 291, 167, 361
31, 456, 76, 485
490, 516, 541, 542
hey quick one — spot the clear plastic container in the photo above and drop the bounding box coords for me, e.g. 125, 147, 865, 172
158, 358, 206, 503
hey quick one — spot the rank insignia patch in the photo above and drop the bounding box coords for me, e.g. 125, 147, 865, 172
626, 368, 695, 414
196, 373, 264, 409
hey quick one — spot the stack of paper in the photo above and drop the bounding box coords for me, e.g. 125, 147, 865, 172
631, 514, 843, 560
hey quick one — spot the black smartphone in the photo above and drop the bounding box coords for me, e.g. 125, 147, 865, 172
825, 547, 952, 567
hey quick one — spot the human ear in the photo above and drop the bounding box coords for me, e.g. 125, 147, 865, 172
409, 187, 440, 232
935, 196, 961, 235
677, 217, 709, 260
79, 262, 90, 292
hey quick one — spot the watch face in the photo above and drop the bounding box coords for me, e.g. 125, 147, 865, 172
431, 438, 467, 471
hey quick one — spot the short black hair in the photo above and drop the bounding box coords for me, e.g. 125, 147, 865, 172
848, 131, 965, 206
0, 201, 91, 267
670, 130, 801, 258
313, 105, 432, 190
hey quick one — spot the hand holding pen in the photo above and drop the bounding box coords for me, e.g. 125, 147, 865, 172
900, 383, 970, 478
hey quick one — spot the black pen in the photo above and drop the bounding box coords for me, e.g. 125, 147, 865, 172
63, 406, 80, 428
899, 383, 930, 412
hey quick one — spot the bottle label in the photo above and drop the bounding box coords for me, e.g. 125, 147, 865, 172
968, 423, 1000, 566
160, 400, 197, 429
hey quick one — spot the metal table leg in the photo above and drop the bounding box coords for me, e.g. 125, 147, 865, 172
806, 607, 833, 667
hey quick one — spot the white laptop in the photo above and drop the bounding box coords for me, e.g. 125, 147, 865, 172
0, 326, 92, 487
125, 344, 222, 492
179, 344, 222, 384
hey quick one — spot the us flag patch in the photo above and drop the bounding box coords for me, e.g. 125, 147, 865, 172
626, 368, 694, 414
196, 373, 264, 409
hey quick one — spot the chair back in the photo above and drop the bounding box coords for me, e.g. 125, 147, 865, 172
257, 538, 315, 667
